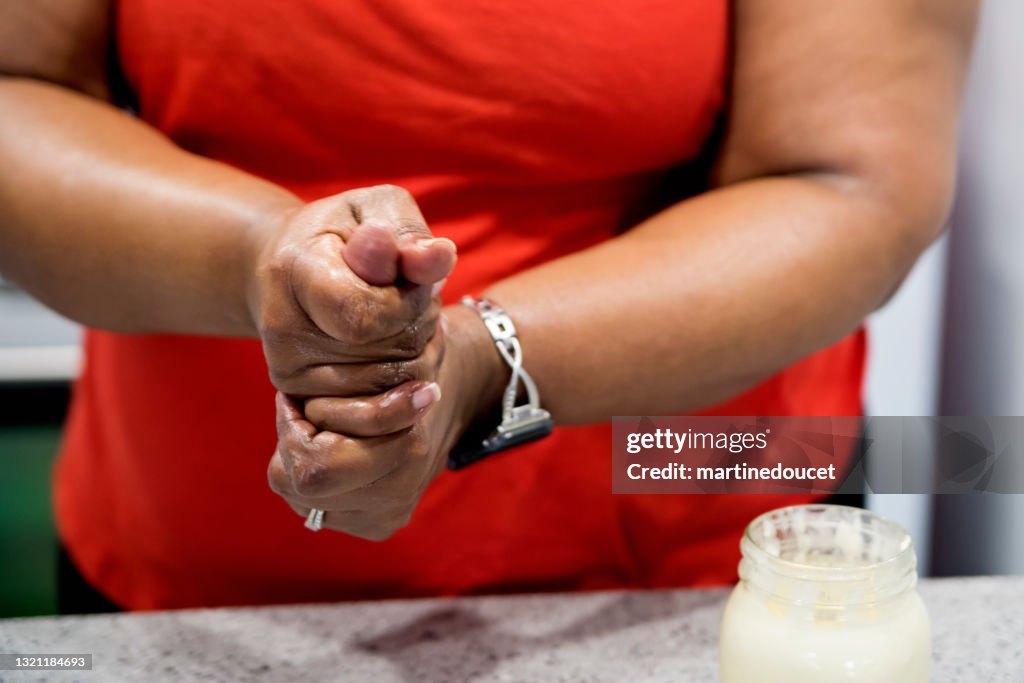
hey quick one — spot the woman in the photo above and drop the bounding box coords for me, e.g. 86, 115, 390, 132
0, 0, 976, 611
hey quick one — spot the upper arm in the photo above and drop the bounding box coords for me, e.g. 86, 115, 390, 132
0, 0, 113, 100
715, 0, 979, 236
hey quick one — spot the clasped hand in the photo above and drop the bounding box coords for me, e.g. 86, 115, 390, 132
247, 185, 491, 540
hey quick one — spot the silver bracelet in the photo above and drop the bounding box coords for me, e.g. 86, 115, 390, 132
447, 296, 553, 469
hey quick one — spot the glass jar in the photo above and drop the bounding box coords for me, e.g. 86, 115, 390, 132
719, 504, 931, 682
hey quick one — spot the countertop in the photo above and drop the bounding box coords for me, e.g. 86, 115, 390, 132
0, 576, 1021, 682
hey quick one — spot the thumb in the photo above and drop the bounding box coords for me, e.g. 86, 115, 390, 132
398, 236, 457, 286
344, 185, 456, 286
343, 224, 400, 287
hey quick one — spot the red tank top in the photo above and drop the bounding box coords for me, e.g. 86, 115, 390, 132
55, 0, 865, 609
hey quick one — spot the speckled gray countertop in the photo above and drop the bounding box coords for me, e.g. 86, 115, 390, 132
0, 576, 1021, 682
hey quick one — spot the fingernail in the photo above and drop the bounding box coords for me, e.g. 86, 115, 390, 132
440, 313, 450, 335
412, 382, 442, 410
432, 278, 447, 297
421, 237, 457, 252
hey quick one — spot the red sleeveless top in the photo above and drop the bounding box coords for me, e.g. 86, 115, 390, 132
55, 0, 865, 610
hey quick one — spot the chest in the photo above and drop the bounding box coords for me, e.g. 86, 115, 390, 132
117, 0, 729, 183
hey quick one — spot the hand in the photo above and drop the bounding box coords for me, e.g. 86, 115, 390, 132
246, 184, 457, 398
267, 304, 507, 540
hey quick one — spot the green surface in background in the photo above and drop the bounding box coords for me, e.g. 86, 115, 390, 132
0, 426, 61, 617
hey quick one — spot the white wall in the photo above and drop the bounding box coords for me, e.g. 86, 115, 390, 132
865, 237, 949, 576
864, 0, 1024, 576
933, 0, 1024, 576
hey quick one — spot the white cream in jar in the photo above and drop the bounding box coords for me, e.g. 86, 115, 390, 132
719, 504, 931, 682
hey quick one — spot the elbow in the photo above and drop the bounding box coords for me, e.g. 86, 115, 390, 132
888, 163, 957, 256
790, 155, 957, 312
892, 183, 958, 303
848, 158, 958, 310
828, 153, 958, 275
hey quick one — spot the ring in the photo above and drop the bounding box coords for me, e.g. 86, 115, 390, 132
304, 507, 325, 532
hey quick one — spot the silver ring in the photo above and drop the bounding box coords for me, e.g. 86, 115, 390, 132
304, 507, 325, 532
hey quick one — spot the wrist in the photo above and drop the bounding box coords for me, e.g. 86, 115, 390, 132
443, 303, 510, 435
240, 198, 304, 337
443, 297, 554, 468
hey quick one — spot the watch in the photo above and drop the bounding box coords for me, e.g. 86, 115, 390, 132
447, 296, 554, 469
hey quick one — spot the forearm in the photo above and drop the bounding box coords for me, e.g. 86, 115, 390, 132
0, 77, 301, 336
480, 173, 932, 423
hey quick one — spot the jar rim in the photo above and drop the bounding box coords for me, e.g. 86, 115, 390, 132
739, 504, 918, 605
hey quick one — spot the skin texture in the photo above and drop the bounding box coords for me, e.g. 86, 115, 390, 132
248, 189, 456, 399
0, 0, 978, 540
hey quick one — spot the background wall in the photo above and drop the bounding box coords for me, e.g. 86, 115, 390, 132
866, 0, 1024, 577
0, 280, 79, 616
933, 0, 1024, 576
865, 238, 949, 576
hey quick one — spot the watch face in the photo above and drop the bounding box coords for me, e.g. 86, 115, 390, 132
448, 412, 553, 470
